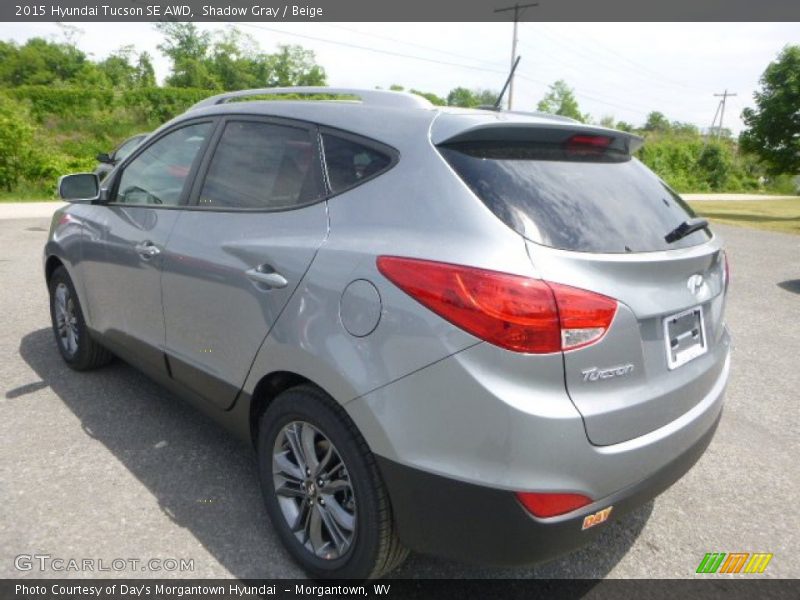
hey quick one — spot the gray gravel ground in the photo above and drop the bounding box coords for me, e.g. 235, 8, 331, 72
0, 216, 798, 579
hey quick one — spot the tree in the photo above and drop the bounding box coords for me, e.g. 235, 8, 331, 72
0, 95, 36, 190
97, 46, 141, 88
155, 24, 326, 91
266, 45, 326, 88
536, 80, 588, 122
156, 23, 217, 88
671, 121, 699, 136
697, 143, 731, 190
598, 115, 616, 128
384, 85, 445, 105
446, 87, 498, 108
0, 37, 95, 86
643, 111, 671, 133
135, 53, 157, 87
409, 89, 446, 106
740, 45, 800, 175
447, 87, 478, 107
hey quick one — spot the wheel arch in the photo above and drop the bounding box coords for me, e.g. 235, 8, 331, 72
44, 255, 65, 284
248, 370, 313, 447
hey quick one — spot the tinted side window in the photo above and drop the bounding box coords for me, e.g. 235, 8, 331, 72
322, 134, 392, 193
114, 123, 211, 206
198, 121, 323, 210
113, 136, 145, 162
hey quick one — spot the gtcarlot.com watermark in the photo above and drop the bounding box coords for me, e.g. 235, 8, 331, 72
14, 554, 194, 573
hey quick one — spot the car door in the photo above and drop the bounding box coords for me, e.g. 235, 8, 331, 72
160, 117, 328, 409
79, 120, 215, 374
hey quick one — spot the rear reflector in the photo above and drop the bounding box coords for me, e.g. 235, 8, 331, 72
376, 256, 617, 353
516, 492, 592, 518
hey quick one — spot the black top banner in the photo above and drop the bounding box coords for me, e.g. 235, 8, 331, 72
4, 0, 800, 22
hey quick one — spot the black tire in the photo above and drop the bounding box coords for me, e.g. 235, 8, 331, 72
257, 384, 408, 579
48, 266, 113, 370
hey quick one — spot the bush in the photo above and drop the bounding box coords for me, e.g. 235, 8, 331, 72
0, 95, 36, 191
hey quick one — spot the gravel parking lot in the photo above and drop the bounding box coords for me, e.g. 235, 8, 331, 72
0, 211, 798, 579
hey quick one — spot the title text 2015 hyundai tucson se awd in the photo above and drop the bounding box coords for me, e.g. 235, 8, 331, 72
46, 87, 730, 579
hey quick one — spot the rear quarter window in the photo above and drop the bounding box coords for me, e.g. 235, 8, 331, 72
439, 141, 710, 253
321, 133, 395, 193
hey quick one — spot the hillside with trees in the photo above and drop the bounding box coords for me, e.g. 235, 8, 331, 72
0, 27, 796, 198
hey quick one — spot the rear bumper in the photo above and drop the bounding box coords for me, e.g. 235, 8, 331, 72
377, 410, 721, 565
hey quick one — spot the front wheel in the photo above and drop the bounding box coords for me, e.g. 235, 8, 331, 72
48, 266, 113, 370
257, 384, 408, 579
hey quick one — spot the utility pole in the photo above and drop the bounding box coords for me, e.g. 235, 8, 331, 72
494, 2, 538, 110
705, 99, 722, 146
713, 89, 737, 139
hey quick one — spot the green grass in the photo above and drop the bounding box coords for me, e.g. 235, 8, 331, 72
0, 184, 55, 202
689, 198, 800, 235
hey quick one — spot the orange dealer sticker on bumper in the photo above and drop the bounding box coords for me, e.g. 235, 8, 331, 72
582, 506, 613, 530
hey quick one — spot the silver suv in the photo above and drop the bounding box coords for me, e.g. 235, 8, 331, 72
47, 87, 730, 579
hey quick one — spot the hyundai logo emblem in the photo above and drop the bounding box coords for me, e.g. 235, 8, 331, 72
687, 274, 705, 295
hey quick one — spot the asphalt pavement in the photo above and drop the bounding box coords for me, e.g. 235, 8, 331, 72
0, 212, 798, 579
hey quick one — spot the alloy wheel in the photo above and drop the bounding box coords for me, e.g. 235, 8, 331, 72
272, 420, 356, 560
54, 282, 79, 356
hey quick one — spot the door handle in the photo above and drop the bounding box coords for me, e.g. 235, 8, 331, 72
135, 241, 160, 260
246, 266, 288, 289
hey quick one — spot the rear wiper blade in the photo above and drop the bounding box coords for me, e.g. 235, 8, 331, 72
664, 217, 709, 244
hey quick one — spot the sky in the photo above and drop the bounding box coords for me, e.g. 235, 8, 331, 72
2, 21, 798, 134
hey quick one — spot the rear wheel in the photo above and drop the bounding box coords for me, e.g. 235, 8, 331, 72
257, 384, 407, 579
48, 266, 113, 370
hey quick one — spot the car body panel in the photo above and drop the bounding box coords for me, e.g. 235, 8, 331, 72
45, 90, 730, 568
525, 237, 729, 445
346, 333, 729, 498
75, 204, 180, 373
161, 203, 329, 409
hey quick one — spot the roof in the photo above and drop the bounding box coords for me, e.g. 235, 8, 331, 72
175, 87, 638, 150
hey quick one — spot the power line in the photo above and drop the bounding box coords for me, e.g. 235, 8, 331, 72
319, 23, 508, 69
146, 16, 698, 126
236, 22, 668, 122
494, 2, 539, 109
523, 24, 710, 95
235, 22, 510, 76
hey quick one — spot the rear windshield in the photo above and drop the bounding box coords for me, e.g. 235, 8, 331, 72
438, 141, 710, 253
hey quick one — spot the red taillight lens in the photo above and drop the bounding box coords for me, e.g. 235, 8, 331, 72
376, 256, 617, 353
550, 282, 618, 351
567, 134, 612, 148
565, 134, 613, 156
516, 491, 592, 518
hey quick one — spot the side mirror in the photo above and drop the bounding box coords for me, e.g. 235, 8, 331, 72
96, 152, 113, 164
58, 173, 100, 202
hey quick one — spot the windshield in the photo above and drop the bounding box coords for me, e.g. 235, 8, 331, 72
439, 141, 710, 253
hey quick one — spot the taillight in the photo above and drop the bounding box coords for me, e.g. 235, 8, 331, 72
549, 281, 618, 350
516, 491, 592, 518
567, 134, 612, 148
565, 134, 613, 156
376, 256, 617, 353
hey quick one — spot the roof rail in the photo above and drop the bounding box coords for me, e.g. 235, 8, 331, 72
188, 87, 434, 112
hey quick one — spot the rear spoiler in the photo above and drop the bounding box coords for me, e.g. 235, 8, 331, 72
433, 120, 644, 155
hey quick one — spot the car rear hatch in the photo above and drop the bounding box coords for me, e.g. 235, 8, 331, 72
434, 114, 729, 445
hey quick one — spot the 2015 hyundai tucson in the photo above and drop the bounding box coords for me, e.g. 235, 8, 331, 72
46, 87, 730, 579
